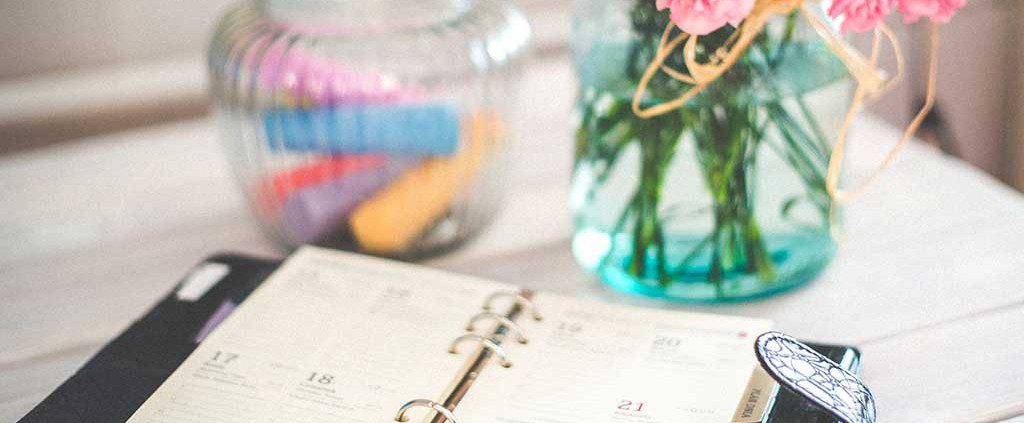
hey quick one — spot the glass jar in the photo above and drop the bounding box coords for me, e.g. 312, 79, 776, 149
571, 0, 851, 302
208, 0, 530, 258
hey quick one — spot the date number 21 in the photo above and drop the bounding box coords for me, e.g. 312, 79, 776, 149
617, 400, 646, 412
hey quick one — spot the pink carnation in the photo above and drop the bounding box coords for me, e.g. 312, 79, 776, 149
828, 0, 894, 33
897, 0, 966, 23
656, 0, 756, 36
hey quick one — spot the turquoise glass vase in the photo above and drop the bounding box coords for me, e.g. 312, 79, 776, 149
570, 0, 851, 302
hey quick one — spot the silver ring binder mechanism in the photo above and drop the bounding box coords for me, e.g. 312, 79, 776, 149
482, 291, 542, 321
448, 334, 513, 368
466, 312, 528, 344
393, 290, 539, 423
394, 399, 460, 423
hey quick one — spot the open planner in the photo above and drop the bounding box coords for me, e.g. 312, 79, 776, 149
126, 246, 778, 423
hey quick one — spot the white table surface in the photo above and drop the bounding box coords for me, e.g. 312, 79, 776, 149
2, 55, 1024, 422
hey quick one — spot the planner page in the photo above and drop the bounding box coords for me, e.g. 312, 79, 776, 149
128, 246, 514, 423
455, 293, 773, 423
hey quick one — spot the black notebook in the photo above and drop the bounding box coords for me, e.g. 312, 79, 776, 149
21, 247, 860, 423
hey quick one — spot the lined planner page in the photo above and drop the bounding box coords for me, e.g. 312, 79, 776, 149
455, 293, 773, 423
128, 246, 514, 423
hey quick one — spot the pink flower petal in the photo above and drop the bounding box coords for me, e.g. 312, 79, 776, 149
898, 0, 966, 23
662, 0, 756, 36
829, 0, 894, 33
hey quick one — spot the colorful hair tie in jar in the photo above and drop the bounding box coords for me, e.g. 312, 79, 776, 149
208, 0, 530, 258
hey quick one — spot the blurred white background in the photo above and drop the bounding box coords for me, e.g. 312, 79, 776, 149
1, 0, 1021, 188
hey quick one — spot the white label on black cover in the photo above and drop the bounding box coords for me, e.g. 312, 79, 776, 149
176, 262, 231, 302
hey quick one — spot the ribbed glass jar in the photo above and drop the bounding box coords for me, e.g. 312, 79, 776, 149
208, 0, 530, 258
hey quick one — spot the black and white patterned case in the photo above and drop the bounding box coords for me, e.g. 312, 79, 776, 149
757, 332, 876, 423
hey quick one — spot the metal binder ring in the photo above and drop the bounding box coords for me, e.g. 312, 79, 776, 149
394, 399, 460, 423
465, 312, 529, 344
482, 291, 542, 321
448, 334, 513, 368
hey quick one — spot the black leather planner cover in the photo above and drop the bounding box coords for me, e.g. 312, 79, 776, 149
19, 253, 861, 423
18, 253, 281, 423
